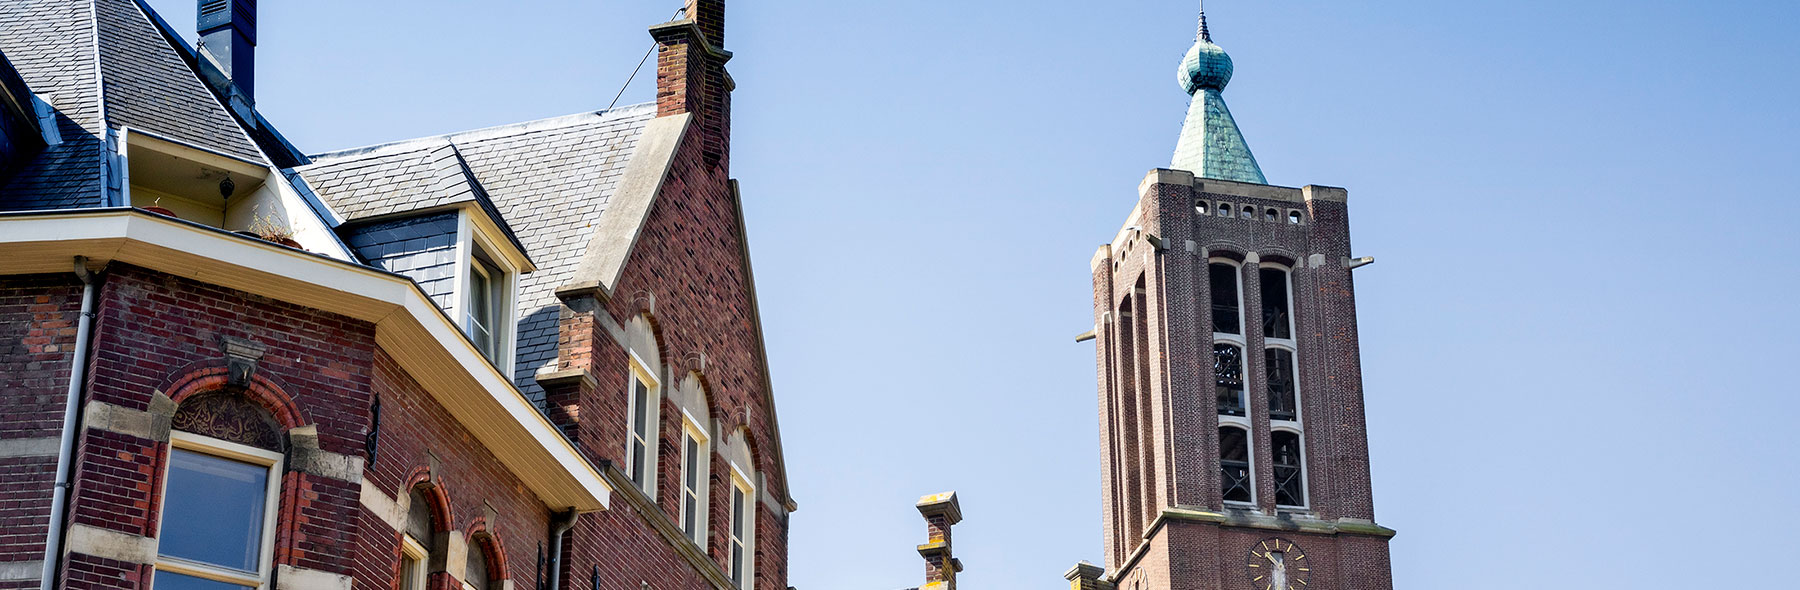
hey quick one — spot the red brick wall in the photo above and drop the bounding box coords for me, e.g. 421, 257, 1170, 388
22, 265, 560, 590
358, 348, 552, 590
0, 275, 85, 589
556, 115, 789, 589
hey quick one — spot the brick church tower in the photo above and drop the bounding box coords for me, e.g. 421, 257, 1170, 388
1068, 6, 1395, 590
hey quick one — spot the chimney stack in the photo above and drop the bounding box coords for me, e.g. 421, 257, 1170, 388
915, 492, 964, 590
649, 0, 732, 171
197, 0, 257, 103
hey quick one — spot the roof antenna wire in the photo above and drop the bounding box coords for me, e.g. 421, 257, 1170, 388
606, 8, 690, 112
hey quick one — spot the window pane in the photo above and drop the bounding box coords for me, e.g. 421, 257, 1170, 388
1260, 268, 1291, 339
1213, 344, 1245, 417
1209, 264, 1240, 334
1219, 427, 1252, 503
154, 571, 253, 590
161, 449, 267, 572
685, 436, 700, 491
1273, 431, 1306, 507
729, 543, 744, 586
467, 268, 494, 357
731, 487, 745, 538
1266, 348, 1297, 422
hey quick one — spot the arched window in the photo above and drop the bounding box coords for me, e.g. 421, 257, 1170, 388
721, 431, 758, 589
622, 315, 663, 496
155, 393, 284, 590
1287, 210, 1303, 225
1216, 202, 1232, 218
1272, 431, 1307, 507
1264, 208, 1279, 222
1214, 344, 1246, 417
400, 486, 440, 590
1219, 426, 1253, 504
1208, 262, 1242, 335
1195, 200, 1210, 216
1240, 205, 1255, 220
1266, 348, 1298, 422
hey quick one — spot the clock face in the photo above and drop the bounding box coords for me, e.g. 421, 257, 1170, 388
1246, 538, 1311, 590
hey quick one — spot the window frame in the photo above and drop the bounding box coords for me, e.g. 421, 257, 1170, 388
1209, 258, 1246, 338
1270, 427, 1310, 509
1217, 424, 1256, 507
726, 466, 756, 590
452, 210, 521, 375
1264, 345, 1302, 425
678, 413, 710, 549
154, 431, 284, 589
398, 532, 430, 590
1259, 265, 1296, 343
622, 354, 661, 496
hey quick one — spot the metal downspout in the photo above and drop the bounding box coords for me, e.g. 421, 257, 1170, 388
40, 257, 99, 590
547, 509, 580, 590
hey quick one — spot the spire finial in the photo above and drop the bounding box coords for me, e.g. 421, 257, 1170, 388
1198, 0, 1212, 42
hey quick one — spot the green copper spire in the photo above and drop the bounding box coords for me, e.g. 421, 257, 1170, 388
1170, 3, 1266, 184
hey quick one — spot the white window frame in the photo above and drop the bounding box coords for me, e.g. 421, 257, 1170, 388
1270, 426, 1310, 509
452, 211, 521, 375
1219, 423, 1257, 507
1259, 264, 1297, 346
726, 467, 756, 590
678, 414, 710, 548
154, 431, 284, 589
1265, 344, 1303, 426
623, 354, 661, 496
1210, 258, 1247, 340
399, 533, 430, 590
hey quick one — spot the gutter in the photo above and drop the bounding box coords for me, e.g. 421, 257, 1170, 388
40, 257, 100, 590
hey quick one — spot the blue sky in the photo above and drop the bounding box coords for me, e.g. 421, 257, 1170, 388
143, 0, 1800, 588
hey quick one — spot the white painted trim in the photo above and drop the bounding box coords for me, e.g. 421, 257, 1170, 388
0, 211, 611, 511
399, 534, 429, 590
726, 470, 755, 589
678, 419, 710, 550
156, 431, 285, 589
623, 357, 661, 497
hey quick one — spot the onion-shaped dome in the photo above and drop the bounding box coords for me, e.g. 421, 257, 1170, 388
1178, 38, 1234, 94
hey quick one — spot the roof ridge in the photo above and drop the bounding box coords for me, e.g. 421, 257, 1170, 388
305, 102, 657, 165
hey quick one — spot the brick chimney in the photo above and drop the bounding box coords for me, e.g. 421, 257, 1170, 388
649, 0, 733, 171
915, 492, 964, 590
196, 0, 256, 102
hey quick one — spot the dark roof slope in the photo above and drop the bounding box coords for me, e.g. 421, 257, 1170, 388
302, 103, 656, 401
95, 0, 262, 162
0, 0, 104, 208
0, 0, 265, 210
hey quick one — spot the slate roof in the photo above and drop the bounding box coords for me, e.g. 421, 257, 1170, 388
0, 0, 266, 209
0, 0, 105, 208
302, 104, 657, 402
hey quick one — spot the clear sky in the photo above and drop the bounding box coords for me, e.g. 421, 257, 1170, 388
143, 0, 1800, 588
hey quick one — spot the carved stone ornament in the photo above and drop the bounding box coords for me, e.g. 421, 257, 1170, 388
220, 335, 268, 388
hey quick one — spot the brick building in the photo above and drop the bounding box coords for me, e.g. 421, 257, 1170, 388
1065, 7, 1396, 590
0, 1, 795, 590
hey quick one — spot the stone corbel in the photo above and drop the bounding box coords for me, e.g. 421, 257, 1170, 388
220, 336, 267, 388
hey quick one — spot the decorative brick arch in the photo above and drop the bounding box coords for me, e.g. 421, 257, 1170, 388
164, 364, 306, 431
462, 518, 510, 584
403, 467, 456, 533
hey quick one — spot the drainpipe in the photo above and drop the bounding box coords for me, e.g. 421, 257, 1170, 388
546, 509, 580, 590
41, 257, 99, 590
